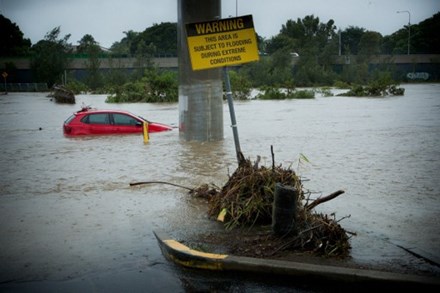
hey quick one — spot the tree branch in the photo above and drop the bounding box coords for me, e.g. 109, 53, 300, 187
305, 190, 345, 210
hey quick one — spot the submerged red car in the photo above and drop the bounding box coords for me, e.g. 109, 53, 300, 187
63, 107, 173, 136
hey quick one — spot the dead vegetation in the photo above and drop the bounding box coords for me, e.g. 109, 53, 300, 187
190, 150, 353, 258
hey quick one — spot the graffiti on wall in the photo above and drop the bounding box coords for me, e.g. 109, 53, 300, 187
407, 72, 430, 80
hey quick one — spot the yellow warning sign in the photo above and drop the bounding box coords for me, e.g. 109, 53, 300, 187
186, 15, 259, 71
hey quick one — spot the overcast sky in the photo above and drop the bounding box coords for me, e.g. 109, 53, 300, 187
1, 0, 439, 48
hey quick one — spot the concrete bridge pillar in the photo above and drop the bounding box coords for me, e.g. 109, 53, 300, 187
177, 0, 223, 141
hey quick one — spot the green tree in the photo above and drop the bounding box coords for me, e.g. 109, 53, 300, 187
380, 12, 439, 54
347, 31, 383, 85
293, 56, 337, 86
340, 62, 369, 84
240, 57, 273, 87
265, 34, 296, 54
30, 27, 72, 87
278, 15, 336, 51
386, 28, 409, 54
77, 34, 102, 54
339, 26, 365, 55
381, 34, 397, 54
134, 22, 177, 56
0, 14, 31, 56
78, 34, 103, 90
358, 31, 382, 60
101, 57, 130, 89
227, 69, 252, 100
106, 68, 177, 103
410, 12, 440, 54
144, 69, 177, 102
251, 15, 338, 87
274, 15, 337, 86
133, 42, 156, 79
270, 48, 294, 85
255, 33, 267, 54
110, 30, 139, 56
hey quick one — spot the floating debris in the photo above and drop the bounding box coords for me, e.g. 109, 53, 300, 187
131, 148, 353, 258
50, 85, 75, 104
190, 150, 353, 258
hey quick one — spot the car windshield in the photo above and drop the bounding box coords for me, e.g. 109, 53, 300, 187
137, 115, 149, 122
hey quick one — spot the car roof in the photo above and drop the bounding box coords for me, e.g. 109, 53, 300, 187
75, 107, 138, 116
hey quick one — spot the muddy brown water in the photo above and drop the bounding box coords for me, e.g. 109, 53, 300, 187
1, 84, 439, 291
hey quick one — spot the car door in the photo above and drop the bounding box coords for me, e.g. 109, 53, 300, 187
82, 113, 113, 134
111, 113, 143, 134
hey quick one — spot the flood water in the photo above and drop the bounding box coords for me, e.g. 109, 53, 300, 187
0, 83, 439, 291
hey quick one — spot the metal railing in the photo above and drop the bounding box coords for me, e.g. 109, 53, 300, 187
4, 83, 48, 92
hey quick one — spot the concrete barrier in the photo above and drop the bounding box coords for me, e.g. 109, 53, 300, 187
154, 230, 440, 288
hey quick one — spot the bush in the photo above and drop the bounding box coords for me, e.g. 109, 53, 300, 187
290, 89, 315, 99
256, 86, 315, 100
106, 81, 145, 102
227, 70, 252, 100
316, 87, 334, 97
333, 80, 350, 89
256, 87, 286, 100
337, 83, 404, 97
106, 69, 178, 103
65, 80, 89, 94
146, 70, 178, 102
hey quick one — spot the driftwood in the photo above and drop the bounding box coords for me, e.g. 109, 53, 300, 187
52, 85, 75, 104
129, 180, 192, 191
305, 190, 345, 211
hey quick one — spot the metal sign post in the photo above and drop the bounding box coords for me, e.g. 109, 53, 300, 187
223, 67, 242, 163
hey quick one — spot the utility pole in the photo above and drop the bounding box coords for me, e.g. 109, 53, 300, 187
338, 30, 342, 56
236, 0, 238, 16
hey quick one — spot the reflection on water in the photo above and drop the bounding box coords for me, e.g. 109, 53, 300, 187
1, 84, 439, 285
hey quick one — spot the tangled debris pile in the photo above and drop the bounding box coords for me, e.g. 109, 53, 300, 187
190, 153, 353, 258
50, 85, 75, 104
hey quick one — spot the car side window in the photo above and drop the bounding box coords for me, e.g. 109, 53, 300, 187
112, 113, 139, 126
82, 113, 110, 124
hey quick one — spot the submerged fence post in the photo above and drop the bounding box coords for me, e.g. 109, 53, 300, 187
272, 183, 298, 236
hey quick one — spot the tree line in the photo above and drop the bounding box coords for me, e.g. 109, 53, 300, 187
1, 12, 439, 100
